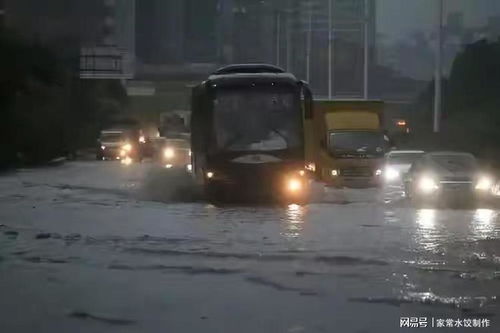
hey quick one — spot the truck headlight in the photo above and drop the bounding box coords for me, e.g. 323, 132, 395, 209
418, 176, 438, 193
476, 176, 493, 191
122, 143, 132, 152
164, 148, 175, 159
385, 167, 400, 180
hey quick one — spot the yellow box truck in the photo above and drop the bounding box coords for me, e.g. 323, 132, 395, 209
305, 99, 387, 187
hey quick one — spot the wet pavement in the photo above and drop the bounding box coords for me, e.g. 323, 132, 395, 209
0, 161, 499, 332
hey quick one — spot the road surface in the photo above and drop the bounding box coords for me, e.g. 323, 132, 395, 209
1, 161, 499, 332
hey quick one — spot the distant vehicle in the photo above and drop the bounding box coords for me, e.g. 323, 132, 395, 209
97, 129, 141, 161
155, 137, 191, 171
191, 64, 313, 202
403, 152, 494, 206
305, 99, 387, 188
384, 150, 425, 182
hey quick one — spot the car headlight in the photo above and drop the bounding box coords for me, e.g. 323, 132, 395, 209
101, 145, 106, 150
122, 143, 132, 152
186, 164, 193, 172
476, 176, 493, 191
287, 178, 303, 192
418, 176, 439, 193
331, 169, 339, 177
385, 167, 400, 180
375, 169, 383, 176
164, 148, 175, 159
206, 171, 214, 179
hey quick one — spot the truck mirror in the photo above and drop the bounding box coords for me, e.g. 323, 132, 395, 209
301, 82, 313, 119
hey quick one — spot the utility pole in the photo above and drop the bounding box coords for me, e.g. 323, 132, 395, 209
433, 0, 443, 133
286, 0, 292, 71
363, 0, 369, 100
306, 1, 313, 82
276, 11, 281, 66
328, 0, 333, 99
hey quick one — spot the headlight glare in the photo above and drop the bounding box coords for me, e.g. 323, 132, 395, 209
122, 143, 132, 152
385, 167, 400, 180
164, 148, 175, 159
418, 176, 438, 193
476, 176, 493, 191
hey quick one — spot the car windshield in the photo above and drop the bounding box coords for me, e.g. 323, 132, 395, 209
213, 87, 301, 152
388, 153, 424, 164
329, 131, 385, 156
428, 154, 478, 172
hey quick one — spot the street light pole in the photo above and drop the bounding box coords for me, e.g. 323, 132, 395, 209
433, 0, 443, 133
276, 11, 281, 66
306, 1, 313, 82
328, 0, 333, 99
363, 0, 369, 100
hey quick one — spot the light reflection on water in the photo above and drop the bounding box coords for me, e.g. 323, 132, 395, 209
414, 209, 440, 250
281, 204, 306, 239
470, 209, 497, 239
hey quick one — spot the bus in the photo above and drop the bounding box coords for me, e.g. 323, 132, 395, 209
191, 64, 313, 202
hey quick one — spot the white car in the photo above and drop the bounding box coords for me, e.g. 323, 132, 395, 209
384, 150, 425, 182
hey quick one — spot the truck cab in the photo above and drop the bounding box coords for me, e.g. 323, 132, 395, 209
305, 100, 387, 187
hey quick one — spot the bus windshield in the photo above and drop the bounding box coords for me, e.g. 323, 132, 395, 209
213, 87, 301, 152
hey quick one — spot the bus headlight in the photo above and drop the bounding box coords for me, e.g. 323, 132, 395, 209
476, 176, 493, 191
287, 178, 303, 192
122, 143, 132, 152
418, 176, 439, 193
164, 148, 175, 159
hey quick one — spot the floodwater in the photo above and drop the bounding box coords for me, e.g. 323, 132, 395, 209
0, 161, 499, 332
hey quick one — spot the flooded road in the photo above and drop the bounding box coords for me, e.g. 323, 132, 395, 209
0, 161, 499, 332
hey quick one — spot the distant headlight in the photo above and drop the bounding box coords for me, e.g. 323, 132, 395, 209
122, 143, 132, 152
385, 167, 400, 180
188, 150, 192, 157
305, 163, 316, 172
101, 145, 106, 150
476, 176, 493, 191
186, 164, 193, 172
206, 171, 214, 179
331, 169, 339, 177
139, 136, 146, 144
375, 169, 383, 176
164, 148, 175, 159
418, 176, 439, 193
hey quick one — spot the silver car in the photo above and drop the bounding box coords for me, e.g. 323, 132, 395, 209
404, 152, 494, 206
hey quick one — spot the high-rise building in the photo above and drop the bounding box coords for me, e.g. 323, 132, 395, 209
0, 0, 5, 28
